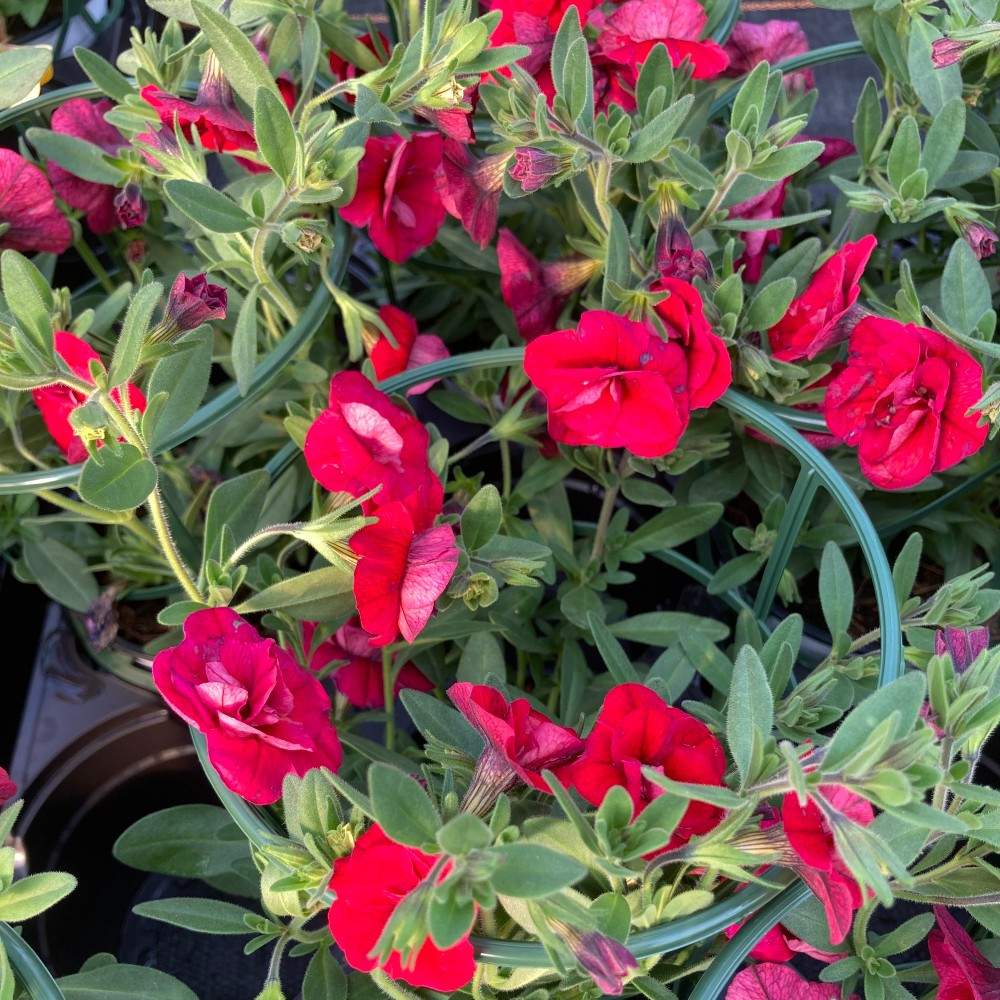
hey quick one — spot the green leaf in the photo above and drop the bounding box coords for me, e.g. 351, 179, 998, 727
132, 897, 256, 934
145, 328, 213, 449
235, 566, 355, 620
353, 85, 402, 125
819, 541, 853, 640
26, 128, 124, 185
78, 444, 157, 512
489, 843, 586, 897
886, 116, 921, 191
108, 282, 163, 389
457, 631, 506, 685
368, 763, 440, 848
461, 485, 502, 552
640, 770, 742, 808
437, 812, 493, 855
727, 645, 773, 789
302, 947, 347, 1000
746, 276, 796, 331
908, 16, 961, 115
400, 689, 484, 759
232, 286, 260, 396
602, 204, 631, 310
428, 893, 476, 950
892, 533, 922, 607
114, 805, 249, 879
611, 612, 728, 645
0, 46, 51, 110
628, 503, 722, 552
588, 613, 640, 684
622, 95, 694, 163
748, 141, 824, 181
164, 179, 256, 234
0, 871, 75, 921
823, 672, 927, 772
940, 238, 992, 337
1, 250, 53, 357
190, 0, 282, 108
58, 964, 199, 1000
714, 209, 831, 231
707, 552, 766, 595
254, 85, 297, 183
921, 97, 965, 189
73, 46, 133, 102
203, 470, 269, 567
22, 536, 98, 613
853, 78, 883, 167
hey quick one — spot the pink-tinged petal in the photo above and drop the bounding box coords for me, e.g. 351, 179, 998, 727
399, 524, 460, 642
725, 964, 848, 1000
930, 906, 1000, 1000
797, 867, 859, 945
0, 150, 72, 254
723, 20, 813, 90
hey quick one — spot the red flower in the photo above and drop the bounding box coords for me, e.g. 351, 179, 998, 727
823, 317, 988, 489
655, 216, 713, 283
438, 139, 508, 248
328, 824, 476, 991
305, 618, 433, 709
649, 277, 732, 410
351, 497, 460, 646
767, 236, 876, 361
0, 766, 16, 809
723, 20, 814, 92
340, 133, 446, 263
484, 2, 559, 98
47, 98, 123, 234
0, 150, 72, 254
781, 786, 873, 944
162, 273, 228, 337
569, 683, 726, 844
304, 371, 442, 514
929, 906, 1000, 1000
368, 305, 449, 396
524, 309, 697, 458
593, 0, 729, 82
490, 0, 599, 35
725, 964, 853, 1000
728, 180, 789, 283
152, 608, 343, 805
497, 229, 598, 341
448, 682, 584, 813
32, 332, 147, 463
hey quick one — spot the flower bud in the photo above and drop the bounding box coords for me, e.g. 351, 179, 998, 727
462, 571, 499, 610
935, 626, 989, 673
958, 218, 998, 260
114, 182, 149, 229
149, 273, 228, 343
931, 36, 971, 67
655, 215, 713, 282
510, 148, 569, 193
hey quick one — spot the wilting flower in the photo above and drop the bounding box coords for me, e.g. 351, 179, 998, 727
152, 608, 343, 805
167, 273, 227, 331
929, 905, 1000, 999
823, 316, 988, 489
340, 133, 445, 263
113, 182, 148, 229
304, 371, 443, 513
935, 626, 990, 674
448, 682, 584, 814
781, 786, 873, 943
593, 0, 730, 82
725, 964, 850, 1000
655, 216, 713, 283
958, 219, 998, 260
438, 139, 508, 248
306, 618, 433, 709
351, 495, 459, 646
0, 149, 72, 254
931, 36, 972, 68
768, 236, 876, 361
569, 683, 726, 843
497, 229, 598, 341
510, 147, 567, 193
554, 924, 638, 995
32, 332, 147, 463
0, 766, 16, 809
47, 98, 123, 234
649, 277, 732, 410
328, 824, 476, 991
524, 309, 706, 457
723, 20, 814, 92
367, 305, 449, 395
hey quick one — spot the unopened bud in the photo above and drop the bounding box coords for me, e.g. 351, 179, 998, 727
462, 572, 499, 610
149, 273, 228, 343
510, 148, 569, 193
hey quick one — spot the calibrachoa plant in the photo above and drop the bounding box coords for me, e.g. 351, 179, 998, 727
0, 0, 998, 997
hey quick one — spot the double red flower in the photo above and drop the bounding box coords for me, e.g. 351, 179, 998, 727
33, 332, 147, 463
823, 316, 988, 489
328, 823, 476, 991
523, 293, 730, 458
152, 609, 343, 805
367, 305, 449, 396
569, 683, 726, 845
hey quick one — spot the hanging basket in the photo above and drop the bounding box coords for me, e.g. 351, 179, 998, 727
190, 347, 903, 1000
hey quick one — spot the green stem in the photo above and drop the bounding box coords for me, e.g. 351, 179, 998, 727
689, 166, 740, 237
371, 969, 424, 1000
589, 479, 620, 566
74, 237, 115, 294
382, 646, 396, 752
148, 486, 204, 603
499, 437, 512, 499
251, 190, 301, 323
